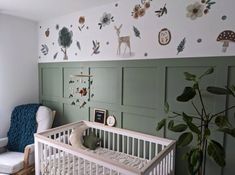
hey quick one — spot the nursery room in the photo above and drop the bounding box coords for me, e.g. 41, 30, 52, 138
0, 0, 235, 174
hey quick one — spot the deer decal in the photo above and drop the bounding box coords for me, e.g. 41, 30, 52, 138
114, 24, 131, 56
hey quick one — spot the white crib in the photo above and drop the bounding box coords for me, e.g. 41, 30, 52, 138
35, 120, 176, 175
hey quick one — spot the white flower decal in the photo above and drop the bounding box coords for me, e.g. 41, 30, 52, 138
186, 2, 204, 20
98, 12, 114, 29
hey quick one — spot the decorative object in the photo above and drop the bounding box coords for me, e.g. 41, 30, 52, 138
133, 26, 141, 39
221, 15, 227, 21
157, 67, 235, 175
79, 88, 87, 97
78, 16, 85, 31
114, 24, 131, 56
58, 27, 73, 60
106, 115, 116, 127
155, 4, 167, 17
158, 28, 171, 45
45, 28, 50, 37
91, 40, 100, 55
56, 24, 59, 30
186, 1, 216, 20
83, 132, 101, 150
98, 12, 114, 29
131, 0, 151, 19
197, 38, 202, 43
94, 108, 107, 124
216, 30, 235, 52
53, 52, 58, 59
177, 37, 186, 55
76, 41, 81, 50
41, 44, 49, 56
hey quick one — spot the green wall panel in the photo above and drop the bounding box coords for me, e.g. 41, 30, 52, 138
41, 67, 62, 97
123, 67, 159, 109
39, 57, 235, 175
122, 112, 156, 135
90, 67, 119, 104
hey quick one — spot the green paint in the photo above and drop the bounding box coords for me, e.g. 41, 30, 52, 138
39, 56, 235, 175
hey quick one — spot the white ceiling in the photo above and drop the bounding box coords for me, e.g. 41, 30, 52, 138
0, 0, 117, 21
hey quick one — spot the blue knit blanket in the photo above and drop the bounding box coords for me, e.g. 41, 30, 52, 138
7, 104, 40, 152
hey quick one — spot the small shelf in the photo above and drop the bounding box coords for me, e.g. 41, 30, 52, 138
70, 74, 93, 78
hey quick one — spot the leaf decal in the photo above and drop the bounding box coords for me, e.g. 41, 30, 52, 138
133, 26, 141, 38
208, 140, 225, 167
41, 44, 49, 56
76, 41, 81, 50
177, 132, 193, 147
53, 52, 58, 59
177, 37, 186, 55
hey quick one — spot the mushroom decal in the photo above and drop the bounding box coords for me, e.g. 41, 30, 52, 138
217, 30, 235, 52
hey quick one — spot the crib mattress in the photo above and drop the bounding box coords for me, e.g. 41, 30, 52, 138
41, 147, 149, 175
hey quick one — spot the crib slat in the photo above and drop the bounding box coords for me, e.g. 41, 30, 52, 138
113, 133, 115, 151
132, 137, 134, 156
149, 142, 152, 160
138, 139, 140, 158
117, 134, 120, 152
144, 141, 146, 159
122, 135, 124, 153
127, 137, 129, 154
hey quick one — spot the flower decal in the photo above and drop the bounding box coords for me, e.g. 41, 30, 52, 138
98, 12, 114, 29
131, 0, 152, 19
78, 16, 86, 31
186, 0, 216, 20
186, 2, 204, 20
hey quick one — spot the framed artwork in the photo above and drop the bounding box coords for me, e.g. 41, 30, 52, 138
106, 115, 116, 127
93, 108, 107, 124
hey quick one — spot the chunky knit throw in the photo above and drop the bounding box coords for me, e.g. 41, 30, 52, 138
7, 104, 40, 152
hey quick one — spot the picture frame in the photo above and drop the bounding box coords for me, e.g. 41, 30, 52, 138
93, 108, 107, 124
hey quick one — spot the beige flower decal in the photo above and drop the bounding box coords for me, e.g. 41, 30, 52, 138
186, 2, 204, 20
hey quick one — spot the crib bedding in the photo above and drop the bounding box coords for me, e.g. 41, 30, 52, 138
41, 147, 149, 175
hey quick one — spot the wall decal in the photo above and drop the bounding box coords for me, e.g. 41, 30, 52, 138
91, 40, 100, 55
41, 44, 49, 55
221, 15, 227, 21
158, 28, 171, 45
53, 52, 58, 59
75, 53, 78, 56
98, 12, 114, 29
106, 41, 110, 45
78, 16, 85, 31
131, 0, 151, 19
177, 37, 186, 55
217, 30, 235, 52
114, 24, 131, 56
45, 28, 50, 37
58, 27, 73, 60
186, 1, 216, 20
76, 41, 81, 50
56, 24, 59, 30
155, 4, 167, 17
115, 3, 118, 7
39, 26, 42, 29
144, 53, 148, 57
70, 25, 73, 28
197, 38, 202, 43
133, 26, 141, 39
202, 0, 216, 15
86, 26, 89, 30
186, 2, 204, 20
52, 42, 55, 45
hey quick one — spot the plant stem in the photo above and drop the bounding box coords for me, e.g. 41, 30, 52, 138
209, 105, 235, 122
172, 111, 201, 120
196, 85, 208, 119
192, 101, 203, 118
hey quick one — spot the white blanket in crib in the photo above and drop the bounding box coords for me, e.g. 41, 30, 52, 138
41, 147, 148, 175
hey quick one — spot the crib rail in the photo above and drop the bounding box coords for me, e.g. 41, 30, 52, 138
35, 120, 176, 175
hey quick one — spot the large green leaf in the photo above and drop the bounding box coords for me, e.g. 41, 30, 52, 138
184, 72, 196, 81
168, 120, 174, 129
215, 116, 230, 128
207, 86, 231, 95
183, 113, 200, 134
188, 148, 203, 175
170, 124, 188, 132
177, 132, 193, 147
217, 128, 235, 137
208, 140, 225, 167
199, 67, 214, 79
156, 119, 166, 131
177, 87, 196, 102
182, 112, 193, 122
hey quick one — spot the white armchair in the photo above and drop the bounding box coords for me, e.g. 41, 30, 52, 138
0, 106, 56, 175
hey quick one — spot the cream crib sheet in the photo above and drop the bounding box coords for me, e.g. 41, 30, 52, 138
41, 147, 148, 175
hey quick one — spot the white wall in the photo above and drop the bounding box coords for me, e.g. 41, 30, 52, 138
38, 0, 235, 62
0, 14, 38, 138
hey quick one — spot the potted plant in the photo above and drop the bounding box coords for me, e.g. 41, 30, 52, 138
157, 67, 235, 175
